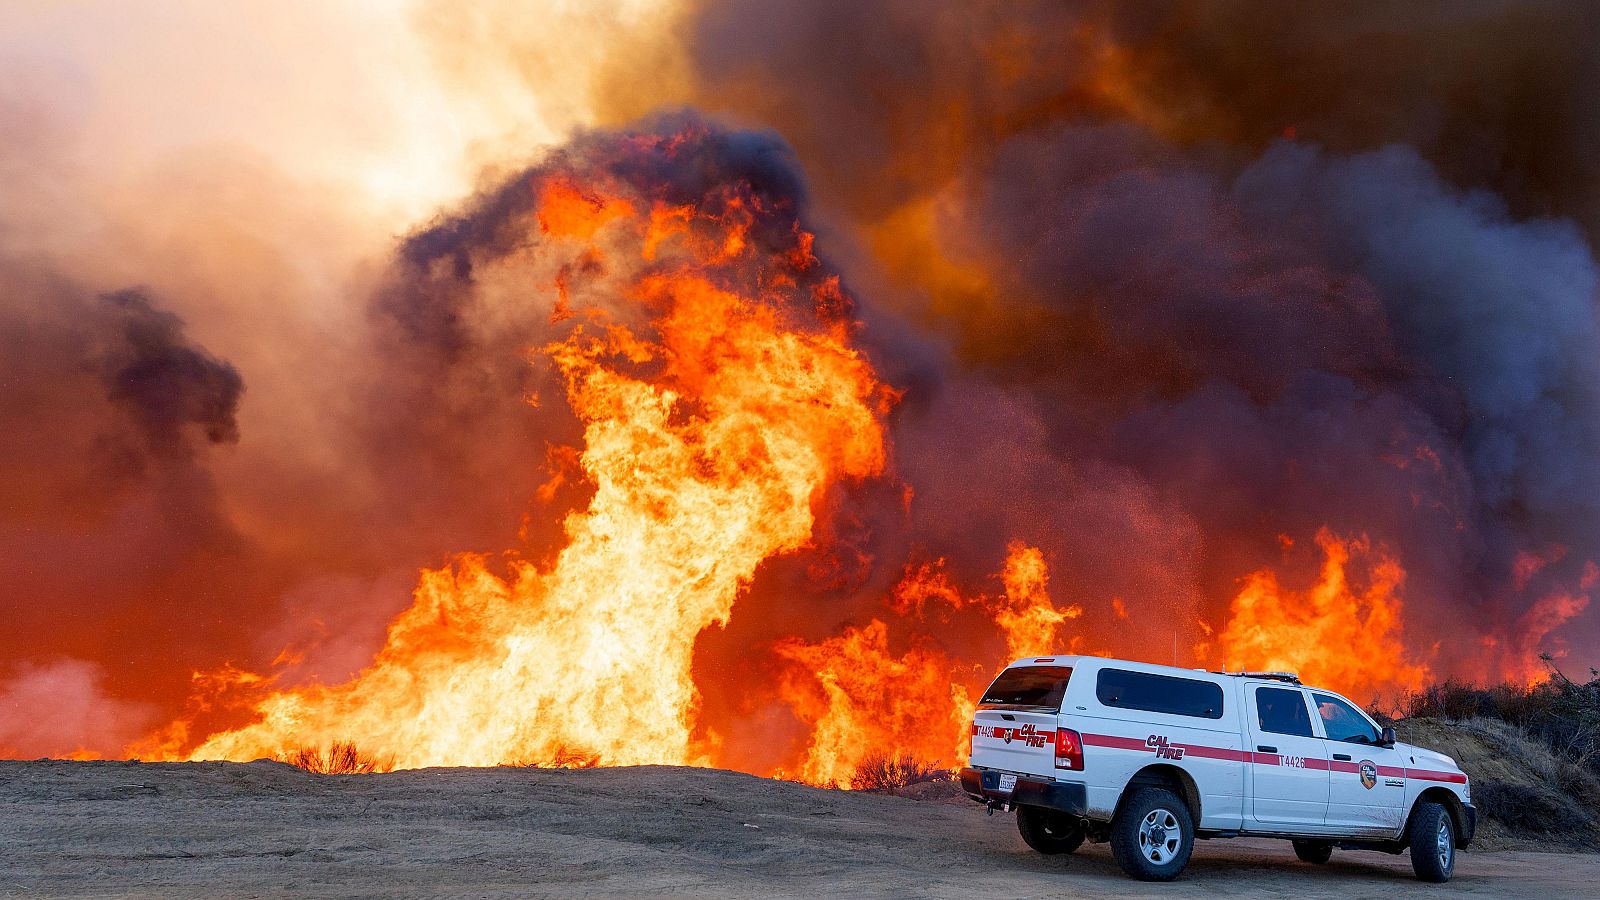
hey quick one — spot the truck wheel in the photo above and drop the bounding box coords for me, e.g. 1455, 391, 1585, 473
1016, 806, 1084, 854
1407, 801, 1455, 883
1292, 840, 1333, 864
1109, 787, 1194, 881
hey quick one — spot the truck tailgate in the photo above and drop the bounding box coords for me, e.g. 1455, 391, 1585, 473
971, 709, 1058, 775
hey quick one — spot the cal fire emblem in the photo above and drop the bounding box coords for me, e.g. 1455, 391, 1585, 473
1359, 761, 1378, 789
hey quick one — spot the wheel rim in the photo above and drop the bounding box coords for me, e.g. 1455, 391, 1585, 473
1139, 807, 1182, 866
1436, 820, 1452, 870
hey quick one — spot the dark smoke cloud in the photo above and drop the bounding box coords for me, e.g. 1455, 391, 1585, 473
1108, 0, 1600, 235
675, 0, 1108, 219
1236, 143, 1600, 599
675, 1, 1600, 234
643, 0, 1600, 670
919, 125, 1600, 661
0, 261, 257, 739
95, 288, 243, 451
0, 264, 241, 519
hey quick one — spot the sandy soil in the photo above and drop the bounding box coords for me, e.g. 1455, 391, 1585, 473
3, 760, 1595, 898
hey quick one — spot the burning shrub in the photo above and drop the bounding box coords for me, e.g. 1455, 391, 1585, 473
847, 752, 948, 792
279, 741, 393, 774
507, 748, 601, 769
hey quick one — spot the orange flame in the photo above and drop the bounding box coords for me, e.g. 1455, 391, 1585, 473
1488, 558, 1596, 685
774, 620, 976, 787
180, 162, 890, 769
1218, 529, 1429, 700
775, 542, 1080, 786
538, 181, 634, 239
995, 541, 1081, 660
134, 126, 1522, 779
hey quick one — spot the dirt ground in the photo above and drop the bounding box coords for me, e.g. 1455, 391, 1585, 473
3, 760, 1596, 899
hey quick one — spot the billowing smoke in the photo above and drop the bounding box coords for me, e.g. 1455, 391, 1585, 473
620, 0, 1600, 676
0, 264, 250, 738
0, 0, 661, 752
2, 1, 1597, 762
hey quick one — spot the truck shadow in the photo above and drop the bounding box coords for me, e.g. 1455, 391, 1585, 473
1009, 839, 1464, 887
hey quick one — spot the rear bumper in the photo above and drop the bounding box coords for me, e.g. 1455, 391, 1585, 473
959, 766, 1089, 817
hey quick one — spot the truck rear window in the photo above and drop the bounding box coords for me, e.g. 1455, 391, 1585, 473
979, 666, 1073, 710
1095, 668, 1225, 719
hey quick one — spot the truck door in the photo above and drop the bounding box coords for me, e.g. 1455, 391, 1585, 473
1245, 684, 1330, 826
1314, 692, 1407, 833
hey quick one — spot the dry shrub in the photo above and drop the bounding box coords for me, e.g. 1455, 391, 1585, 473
1405, 678, 1483, 721
848, 752, 948, 792
1473, 781, 1592, 834
280, 741, 393, 774
1396, 665, 1600, 847
1403, 662, 1600, 777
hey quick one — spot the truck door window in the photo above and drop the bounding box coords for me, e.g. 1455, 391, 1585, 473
1313, 693, 1381, 744
1255, 687, 1314, 737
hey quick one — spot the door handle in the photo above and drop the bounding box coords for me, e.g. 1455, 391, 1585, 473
1257, 745, 1277, 753
1333, 753, 1352, 761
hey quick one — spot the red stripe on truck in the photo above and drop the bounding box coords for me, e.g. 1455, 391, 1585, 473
1070, 731, 1466, 783
1080, 733, 1147, 752
971, 722, 1053, 749
1404, 768, 1467, 784
1081, 731, 1251, 763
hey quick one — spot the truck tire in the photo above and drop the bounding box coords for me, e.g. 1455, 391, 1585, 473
1016, 806, 1085, 855
1292, 840, 1333, 864
1109, 787, 1194, 881
1408, 801, 1455, 883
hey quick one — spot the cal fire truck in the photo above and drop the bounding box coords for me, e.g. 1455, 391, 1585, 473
961, 655, 1475, 882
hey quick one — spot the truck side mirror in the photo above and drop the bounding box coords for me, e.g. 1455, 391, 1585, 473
1380, 726, 1397, 748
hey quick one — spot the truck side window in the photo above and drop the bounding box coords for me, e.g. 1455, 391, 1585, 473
1255, 686, 1313, 737
1313, 693, 1381, 744
1095, 668, 1224, 719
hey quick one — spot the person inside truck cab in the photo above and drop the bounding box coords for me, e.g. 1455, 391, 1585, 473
1316, 695, 1380, 744
1257, 690, 1313, 735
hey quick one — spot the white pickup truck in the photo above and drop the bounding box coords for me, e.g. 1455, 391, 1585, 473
959, 655, 1475, 882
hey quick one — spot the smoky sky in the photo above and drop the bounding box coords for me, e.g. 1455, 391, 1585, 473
4, 0, 1599, 759
660, 0, 1600, 668
681, 0, 1600, 235
0, 261, 255, 745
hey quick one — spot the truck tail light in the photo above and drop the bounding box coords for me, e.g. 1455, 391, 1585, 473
1055, 726, 1083, 770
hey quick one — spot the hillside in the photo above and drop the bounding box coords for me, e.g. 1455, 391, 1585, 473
1396, 717, 1600, 851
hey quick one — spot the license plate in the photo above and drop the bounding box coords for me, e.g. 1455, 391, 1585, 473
997, 773, 1017, 794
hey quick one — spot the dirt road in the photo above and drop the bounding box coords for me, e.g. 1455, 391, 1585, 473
3, 760, 1594, 898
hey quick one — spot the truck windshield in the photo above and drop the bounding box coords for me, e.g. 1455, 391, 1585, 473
979, 666, 1073, 710
1314, 692, 1382, 744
